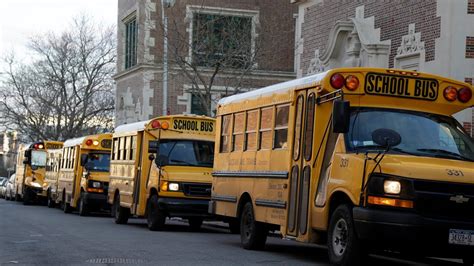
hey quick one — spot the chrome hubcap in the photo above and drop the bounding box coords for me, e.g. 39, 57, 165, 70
332, 218, 348, 256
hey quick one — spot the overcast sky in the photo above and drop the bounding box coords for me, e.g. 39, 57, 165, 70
0, 0, 117, 62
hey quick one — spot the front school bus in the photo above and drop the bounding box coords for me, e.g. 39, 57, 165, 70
108, 115, 215, 231
58, 133, 112, 216
15, 141, 63, 204
210, 68, 474, 265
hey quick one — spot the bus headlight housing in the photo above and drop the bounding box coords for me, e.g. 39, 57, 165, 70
383, 180, 401, 194
168, 183, 179, 191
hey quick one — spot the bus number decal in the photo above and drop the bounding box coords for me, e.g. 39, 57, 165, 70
340, 158, 349, 168
446, 169, 464, 176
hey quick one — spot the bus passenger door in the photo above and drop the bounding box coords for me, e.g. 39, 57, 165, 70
131, 133, 143, 214
287, 89, 316, 238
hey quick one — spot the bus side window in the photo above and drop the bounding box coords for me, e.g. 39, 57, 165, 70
119, 137, 125, 160
233, 112, 245, 151
130, 136, 135, 160
259, 107, 274, 150
125, 136, 131, 161
220, 115, 232, 153
303, 93, 316, 161
113, 138, 119, 161
274, 105, 289, 149
245, 110, 258, 151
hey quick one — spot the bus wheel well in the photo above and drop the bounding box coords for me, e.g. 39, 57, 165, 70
328, 192, 353, 219
149, 188, 158, 197
236, 193, 252, 218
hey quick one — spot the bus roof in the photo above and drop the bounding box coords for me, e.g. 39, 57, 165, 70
114, 120, 150, 134
63, 137, 86, 147
218, 70, 328, 105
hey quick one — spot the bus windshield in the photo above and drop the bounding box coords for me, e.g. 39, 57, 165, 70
346, 108, 474, 162
156, 140, 214, 167
84, 153, 111, 172
31, 150, 47, 167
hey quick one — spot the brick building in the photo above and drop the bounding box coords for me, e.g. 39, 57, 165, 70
114, 0, 296, 126
292, 0, 474, 136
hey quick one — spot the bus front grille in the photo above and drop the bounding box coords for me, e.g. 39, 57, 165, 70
182, 183, 211, 197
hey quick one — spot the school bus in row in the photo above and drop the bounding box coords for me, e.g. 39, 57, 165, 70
57, 133, 112, 216
45, 148, 63, 208
108, 115, 215, 231
15, 141, 64, 204
209, 67, 474, 265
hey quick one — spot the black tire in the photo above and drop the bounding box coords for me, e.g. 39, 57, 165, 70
63, 192, 72, 213
15, 192, 20, 202
78, 192, 88, 216
463, 256, 474, 266
23, 188, 31, 205
228, 218, 240, 234
146, 194, 166, 231
240, 202, 267, 250
188, 217, 203, 231
47, 190, 55, 208
327, 204, 366, 266
113, 193, 129, 224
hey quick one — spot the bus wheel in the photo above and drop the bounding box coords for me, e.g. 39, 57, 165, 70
328, 204, 365, 266
240, 202, 267, 250
47, 190, 55, 208
78, 192, 88, 216
228, 218, 240, 234
147, 194, 166, 231
23, 189, 31, 205
113, 193, 129, 224
63, 193, 72, 213
188, 218, 203, 231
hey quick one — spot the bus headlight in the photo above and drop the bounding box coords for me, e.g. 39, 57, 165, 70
383, 180, 401, 194
168, 183, 179, 191
91, 181, 101, 188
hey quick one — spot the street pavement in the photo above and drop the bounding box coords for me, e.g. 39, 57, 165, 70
0, 199, 463, 265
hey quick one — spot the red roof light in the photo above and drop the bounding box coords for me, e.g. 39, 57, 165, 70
330, 73, 345, 89
458, 87, 472, 103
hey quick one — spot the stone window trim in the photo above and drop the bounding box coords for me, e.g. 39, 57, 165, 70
185, 5, 260, 68
469, 0, 474, 14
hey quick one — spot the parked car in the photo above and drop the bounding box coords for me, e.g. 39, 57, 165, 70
5, 174, 16, 201
0, 178, 7, 198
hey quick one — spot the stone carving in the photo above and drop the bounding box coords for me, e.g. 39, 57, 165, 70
307, 49, 325, 75
397, 24, 424, 56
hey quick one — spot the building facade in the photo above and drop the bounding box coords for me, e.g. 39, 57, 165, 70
0, 131, 18, 177
293, 0, 474, 136
114, 0, 296, 126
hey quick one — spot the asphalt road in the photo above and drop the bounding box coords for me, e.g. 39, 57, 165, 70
0, 199, 464, 265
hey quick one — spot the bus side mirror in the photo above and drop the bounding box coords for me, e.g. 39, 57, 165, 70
332, 100, 350, 133
23, 150, 31, 164
148, 140, 159, 153
80, 154, 88, 167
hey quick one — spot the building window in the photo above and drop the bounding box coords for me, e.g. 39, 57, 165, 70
467, 37, 474, 59
192, 13, 252, 68
125, 17, 138, 69
191, 94, 207, 115
469, 0, 474, 14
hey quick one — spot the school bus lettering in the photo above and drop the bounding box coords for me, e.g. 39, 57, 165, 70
365, 72, 438, 101
173, 119, 214, 132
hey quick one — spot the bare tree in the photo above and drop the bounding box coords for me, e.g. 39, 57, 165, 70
0, 15, 116, 141
163, 5, 292, 116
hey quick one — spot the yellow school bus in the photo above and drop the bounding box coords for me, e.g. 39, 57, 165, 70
15, 141, 63, 204
108, 115, 215, 231
58, 133, 112, 216
45, 148, 63, 208
210, 68, 474, 265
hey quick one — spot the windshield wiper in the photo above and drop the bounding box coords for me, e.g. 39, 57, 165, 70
416, 148, 474, 162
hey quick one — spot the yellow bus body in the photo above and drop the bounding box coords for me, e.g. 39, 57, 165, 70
58, 133, 112, 214
15, 141, 63, 204
211, 67, 474, 261
45, 148, 63, 207
108, 115, 215, 229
